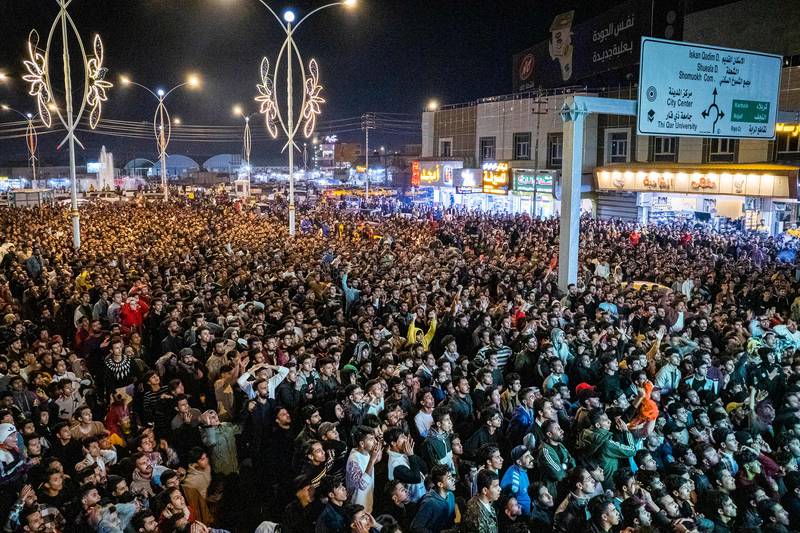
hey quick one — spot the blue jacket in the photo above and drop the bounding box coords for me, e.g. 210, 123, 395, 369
507, 405, 534, 445
501, 464, 531, 516
410, 489, 455, 533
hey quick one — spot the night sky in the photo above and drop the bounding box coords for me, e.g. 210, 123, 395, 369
0, 0, 706, 165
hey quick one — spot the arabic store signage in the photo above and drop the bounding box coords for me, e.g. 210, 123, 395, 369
482, 162, 510, 195
415, 161, 461, 187
637, 37, 781, 139
513, 171, 555, 193
596, 168, 790, 198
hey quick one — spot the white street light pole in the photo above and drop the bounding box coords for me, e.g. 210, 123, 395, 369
361, 113, 375, 199
254, 0, 357, 236
120, 76, 200, 201
1, 105, 39, 181
244, 116, 252, 183
233, 106, 257, 185
24, 0, 112, 249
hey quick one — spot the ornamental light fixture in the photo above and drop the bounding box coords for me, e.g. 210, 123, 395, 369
23, 0, 113, 249
252, 0, 356, 236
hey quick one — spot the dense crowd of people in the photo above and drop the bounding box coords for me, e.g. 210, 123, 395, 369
0, 198, 799, 533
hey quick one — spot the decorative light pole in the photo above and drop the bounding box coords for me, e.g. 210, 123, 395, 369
0, 104, 39, 181
23, 0, 112, 249
254, 0, 357, 236
232, 105, 258, 184
119, 75, 200, 201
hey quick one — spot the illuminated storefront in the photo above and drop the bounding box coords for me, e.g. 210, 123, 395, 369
595, 163, 799, 233
411, 160, 462, 204
481, 162, 513, 212
512, 169, 558, 217
453, 169, 484, 210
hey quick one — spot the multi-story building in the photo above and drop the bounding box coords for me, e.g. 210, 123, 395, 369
419, 0, 800, 233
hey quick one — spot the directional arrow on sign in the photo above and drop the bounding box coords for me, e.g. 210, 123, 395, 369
702, 87, 724, 132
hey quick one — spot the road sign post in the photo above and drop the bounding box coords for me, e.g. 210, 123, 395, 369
637, 37, 781, 139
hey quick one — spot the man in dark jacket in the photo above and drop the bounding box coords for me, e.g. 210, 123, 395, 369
409, 465, 456, 533
316, 476, 349, 533
464, 408, 503, 461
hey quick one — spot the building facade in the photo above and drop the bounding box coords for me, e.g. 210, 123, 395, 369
418, 0, 800, 233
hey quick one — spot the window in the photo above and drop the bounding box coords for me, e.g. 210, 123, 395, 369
777, 132, 800, 158
605, 129, 630, 163
479, 137, 496, 162
547, 133, 563, 169
439, 139, 452, 158
709, 138, 737, 162
513, 132, 531, 160
653, 137, 678, 162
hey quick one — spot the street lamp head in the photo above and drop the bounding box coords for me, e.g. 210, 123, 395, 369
0, 104, 8, 111
173, 117, 182, 125
0, 73, 7, 83
187, 74, 201, 88
343, 0, 357, 7
47, 102, 58, 112
26, 113, 33, 119
119, 75, 131, 86
156, 88, 165, 97
427, 100, 439, 111
232, 104, 243, 117
283, 10, 295, 23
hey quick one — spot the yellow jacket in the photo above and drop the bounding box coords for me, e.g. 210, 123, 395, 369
407, 318, 437, 351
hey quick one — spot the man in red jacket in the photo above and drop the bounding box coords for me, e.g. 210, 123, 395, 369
119, 295, 149, 336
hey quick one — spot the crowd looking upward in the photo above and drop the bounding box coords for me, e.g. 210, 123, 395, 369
0, 199, 798, 533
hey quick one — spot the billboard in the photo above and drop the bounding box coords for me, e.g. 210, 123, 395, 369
512, 0, 682, 91
637, 38, 781, 139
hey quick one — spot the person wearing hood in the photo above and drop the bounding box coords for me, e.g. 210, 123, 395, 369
199, 409, 240, 476
576, 409, 637, 490
550, 328, 573, 366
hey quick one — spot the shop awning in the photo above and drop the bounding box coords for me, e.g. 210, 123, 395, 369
595, 162, 799, 198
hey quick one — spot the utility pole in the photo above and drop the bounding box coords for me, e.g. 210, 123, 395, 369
361, 112, 376, 199
531, 90, 547, 218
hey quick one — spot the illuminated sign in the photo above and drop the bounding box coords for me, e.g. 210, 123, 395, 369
460, 169, 477, 187
324, 135, 338, 143
457, 186, 479, 194
86, 162, 100, 174
596, 167, 792, 197
777, 123, 800, 136
411, 161, 420, 186
443, 165, 454, 186
482, 162, 510, 195
513, 170, 555, 193
355, 166, 367, 173
420, 165, 440, 183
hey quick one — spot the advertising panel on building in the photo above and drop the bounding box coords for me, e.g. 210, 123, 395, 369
482, 162, 510, 195
512, 0, 683, 91
457, 169, 482, 194
414, 161, 463, 187
512, 170, 556, 194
